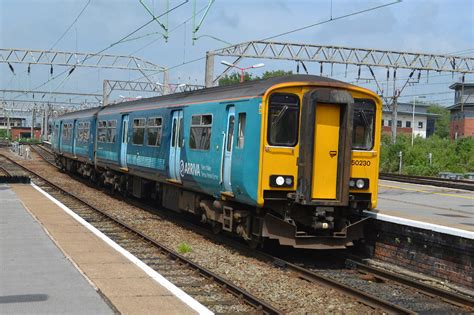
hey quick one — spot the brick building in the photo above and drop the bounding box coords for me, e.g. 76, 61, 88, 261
381, 102, 438, 138
448, 82, 474, 139
10, 127, 42, 140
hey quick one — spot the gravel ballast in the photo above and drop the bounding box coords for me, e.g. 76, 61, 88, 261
6, 149, 376, 314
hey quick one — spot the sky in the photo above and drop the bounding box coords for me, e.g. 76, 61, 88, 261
1, 0, 473, 108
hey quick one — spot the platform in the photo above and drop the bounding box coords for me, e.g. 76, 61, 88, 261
372, 179, 474, 238
1, 183, 209, 315
0, 184, 114, 314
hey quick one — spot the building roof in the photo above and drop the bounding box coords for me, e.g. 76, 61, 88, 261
447, 103, 474, 110
383, 102, 431, 108
381, 109, 439, 117
449, 82, 474, 90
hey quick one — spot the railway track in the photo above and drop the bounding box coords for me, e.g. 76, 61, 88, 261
14, 149, 474, 314
0, 154, 280, 315
293, 255, 474, 314
30, 144, 56, 166
380, 173, 474, 191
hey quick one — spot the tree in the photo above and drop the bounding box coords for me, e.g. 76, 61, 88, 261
261, 70, 293, 79
427, 104, 450, 138
218, 69, 293, 86
218, 72, 254, 86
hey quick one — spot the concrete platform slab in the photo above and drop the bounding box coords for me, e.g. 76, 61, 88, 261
112, 295, 198, 314
376, 180, 474, 237
80, 262, 148, 279
0, 184, 114, 315
7, 183, 207, 315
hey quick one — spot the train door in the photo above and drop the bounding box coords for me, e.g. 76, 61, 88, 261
58, 121, 63, 153
169, 110, 183, 182
54, 121, 61, 152
120, 115, 129, 168
296, 89, 352, 205
72, 120, 77, 156
312, 104, 340, 199
222, 106, 235, 192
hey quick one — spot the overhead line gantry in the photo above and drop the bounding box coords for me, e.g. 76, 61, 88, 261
205, 40, 474, 142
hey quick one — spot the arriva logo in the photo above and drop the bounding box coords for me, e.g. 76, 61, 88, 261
180, 160, 201, 178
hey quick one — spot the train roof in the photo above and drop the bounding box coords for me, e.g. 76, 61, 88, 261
57, 75, 356, 119
98, 75, 354, 115
56, 106, 101, 120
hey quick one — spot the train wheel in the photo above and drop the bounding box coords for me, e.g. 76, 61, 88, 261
211, 221, 222, 234
247, 235, 262, 249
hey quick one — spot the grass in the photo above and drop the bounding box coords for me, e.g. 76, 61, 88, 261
177, 242, 192, 254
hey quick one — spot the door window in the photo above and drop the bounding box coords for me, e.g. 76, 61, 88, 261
237, 113, 246, 148
122, 121, 128, 144
178, 117, 184, 148
226, 115, 235, 152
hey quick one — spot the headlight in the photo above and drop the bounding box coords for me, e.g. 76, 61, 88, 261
270, 175, 294, 188
356, 179, 365, 189
349, 178, 369, 190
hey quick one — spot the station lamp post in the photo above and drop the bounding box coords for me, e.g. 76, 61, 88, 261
220, 60, 265, 82
412, 95, 426, 146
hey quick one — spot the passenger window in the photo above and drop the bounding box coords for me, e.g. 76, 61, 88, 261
62, 123, 72, 141
132, 118, 146, 145
76, 123, 82, 141
237, 113, 246, 148
189, 114, 212, 150
147, 117, 163, 146
352, 99, 375, 150
84, 122, 90, 141
267, 94, 300, 146
107, 120, 117, 143
97, 121, 107, 143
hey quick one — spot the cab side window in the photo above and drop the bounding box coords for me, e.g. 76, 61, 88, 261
267, 94, 300, 147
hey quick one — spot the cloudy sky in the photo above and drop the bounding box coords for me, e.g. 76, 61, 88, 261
1, 0, 473, 107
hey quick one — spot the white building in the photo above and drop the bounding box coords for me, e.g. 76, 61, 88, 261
381, 102, 438, 138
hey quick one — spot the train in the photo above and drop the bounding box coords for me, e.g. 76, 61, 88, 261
51, 75, 382, 249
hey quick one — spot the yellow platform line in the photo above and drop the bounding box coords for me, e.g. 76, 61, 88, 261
379, 184, 474, 200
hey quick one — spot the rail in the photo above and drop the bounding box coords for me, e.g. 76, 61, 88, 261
0, 153, 281, 315
27, 149, 474, 313
380, 173, 474, 191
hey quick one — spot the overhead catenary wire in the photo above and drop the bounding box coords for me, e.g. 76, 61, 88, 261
49, 0, 92, 50
260, 0, 402, 41
13, 0, 189, 101
64, 4, 211, 103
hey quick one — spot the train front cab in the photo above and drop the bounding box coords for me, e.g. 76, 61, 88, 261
257, 82, 381, 249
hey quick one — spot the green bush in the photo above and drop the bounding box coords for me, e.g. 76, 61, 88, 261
177, 242, 192, 254
380, 134, 474, 175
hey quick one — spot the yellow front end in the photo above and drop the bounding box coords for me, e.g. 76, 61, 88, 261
257, 82, 381, 209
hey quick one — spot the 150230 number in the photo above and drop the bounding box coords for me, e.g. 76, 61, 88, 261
351, 160, 371, 166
